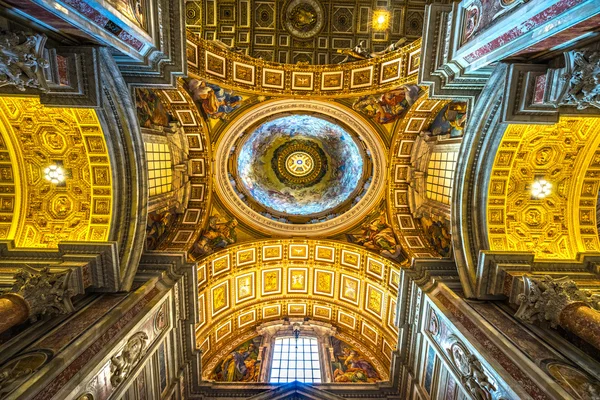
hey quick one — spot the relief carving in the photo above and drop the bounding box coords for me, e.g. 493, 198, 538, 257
516, 275, 600, 327
559, 50, 600, 110
11, 267, 75, 321
110, 332, 149, 387
0, 31, 48, 92
449, 339, 496, 400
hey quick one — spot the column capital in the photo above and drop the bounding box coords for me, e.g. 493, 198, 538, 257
11, 267, 75, 322
516, 275, 600, 327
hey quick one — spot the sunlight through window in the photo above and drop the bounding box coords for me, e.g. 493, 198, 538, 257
269, 337, 321, 383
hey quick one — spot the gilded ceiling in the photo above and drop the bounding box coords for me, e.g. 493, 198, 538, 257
487, 117, 600, 260
186, 0, 432, 65
0, 97, 112, 248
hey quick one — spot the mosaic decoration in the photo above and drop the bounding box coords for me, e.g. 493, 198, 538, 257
197, 240, 401, 381
211, 336, 262, 382
487, 117, 600, 259
146, 208, 178, 250
421, 102, 467, 138
135, 88, 176, 128
330, 337, 381, 383
352, 84, 423, 124
0, 97, 112, 247
187, 0, 422, 65
185, 78, 243, 120
189, 216, 238, 260
346, 209, 408, 264
235, 115, 365, 217
420, 215, 452, 258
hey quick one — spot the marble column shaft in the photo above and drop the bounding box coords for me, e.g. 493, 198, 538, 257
560, 302, 600, 350
0, 293, 30, 333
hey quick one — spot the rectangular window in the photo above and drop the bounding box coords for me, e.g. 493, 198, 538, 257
269, 337, 321, 383
426, 151, 457, 205
145, 142, 172, 197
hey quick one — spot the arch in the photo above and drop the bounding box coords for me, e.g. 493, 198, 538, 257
195, 239, 405, 381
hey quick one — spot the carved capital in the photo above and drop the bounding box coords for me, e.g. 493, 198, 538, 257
11, 267, 75, 322
558, 49, 600, 111
516, 275, 600, 327
0, 31, 49, 92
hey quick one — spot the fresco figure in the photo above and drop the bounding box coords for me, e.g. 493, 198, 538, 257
135, 88, 175, 128
211, 338, 261, 382
422, 102, 467, 138
420, 215, 452, 257
146, 209, 177, 250
189, 216, 238, 260
186, 79, 243, 120
330, 338, 381, 383
347, 210, 408, 264
352, 84, 422, 124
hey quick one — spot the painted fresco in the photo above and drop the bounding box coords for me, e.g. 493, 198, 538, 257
352, 84, 422, 124
346, 209, 408, 264
211, 337, 262, 382
330, 337, 381, 383
145, 208, 177, 250
423, 102, 467, 138
186, 78, 243, 120
236, 115, 364, 216
189, 216, 238, 260
420, 215, 452, 257
135, 88, 175, 128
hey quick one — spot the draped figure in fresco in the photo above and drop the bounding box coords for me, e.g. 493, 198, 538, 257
145, 209, 176, 250
346, 210, 408, 264
135, 88, 175, 128
352, 84, 422, 124
186, 79, 243, 120
189, 216, 238, 260
330, 338, 381, 383
211, 340, 260, 382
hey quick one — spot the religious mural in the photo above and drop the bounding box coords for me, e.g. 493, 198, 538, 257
235, 115, 364, 217
420, 215, 452, 258
189, 216, 238, 260
352, 84, 422, 124
185, 78, 243, 120
330, 337, 381, 383
135, 88, 175, 128
146, 208, 178, 250
211, 337, 262, 382
346, 209, 408, 264
422, 102, 467, 138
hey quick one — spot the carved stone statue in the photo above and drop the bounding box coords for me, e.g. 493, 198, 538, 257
11, 267, 75, 322
0, 31, 49, 92
110, 332, 149, 387
516, 275, 600, 327
558, 49, 600, 110
449, 340, 496, 400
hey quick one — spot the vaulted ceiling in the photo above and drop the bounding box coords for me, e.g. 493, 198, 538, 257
185, 0, 447, 64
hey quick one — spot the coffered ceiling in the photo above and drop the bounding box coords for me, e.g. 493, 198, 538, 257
185, 0, 445, 65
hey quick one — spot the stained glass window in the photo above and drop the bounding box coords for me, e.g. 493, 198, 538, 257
145, 142, 172, 197
426, 151, 457, 205
269, 337, 322, 383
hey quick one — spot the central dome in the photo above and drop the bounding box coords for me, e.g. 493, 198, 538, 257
236, 115, 365, 217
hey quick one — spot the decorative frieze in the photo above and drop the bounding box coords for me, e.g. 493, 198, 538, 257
109, 332, 149, 387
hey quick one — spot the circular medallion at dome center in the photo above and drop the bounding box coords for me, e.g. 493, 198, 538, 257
286, 152, 313, 176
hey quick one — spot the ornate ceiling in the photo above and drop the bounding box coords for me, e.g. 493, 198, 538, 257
487, 117, 600, 260
0, 97, 113, 248
185, 0, 433, 65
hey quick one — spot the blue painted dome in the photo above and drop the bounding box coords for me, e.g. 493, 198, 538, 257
235, 115, 365, 217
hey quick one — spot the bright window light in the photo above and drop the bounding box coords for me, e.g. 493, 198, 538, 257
531, 179, 552, 199
44, 164, 65, 184
269, 337, 321, 384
